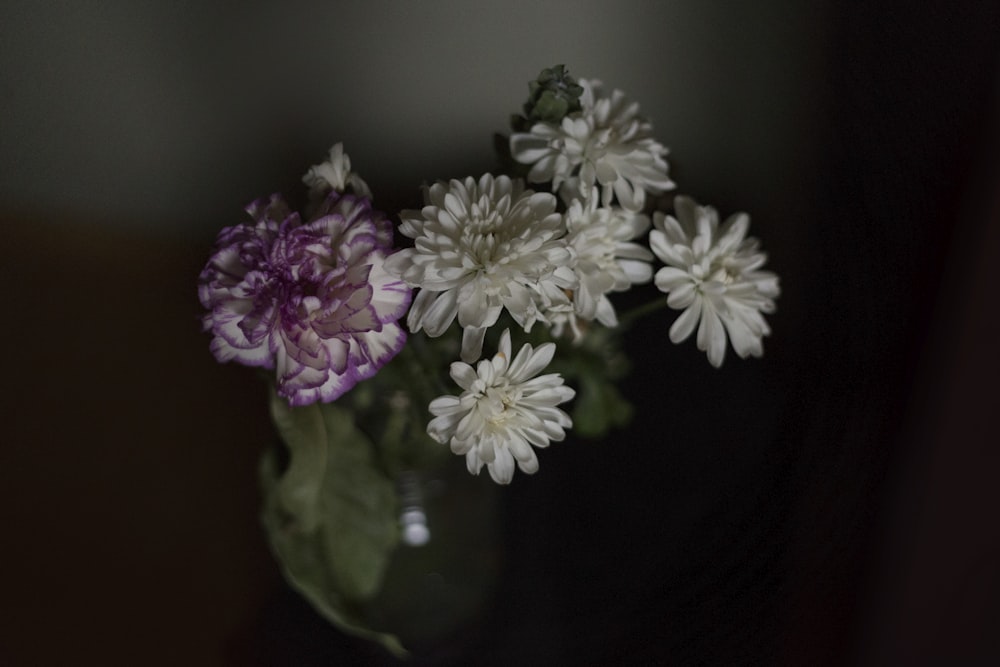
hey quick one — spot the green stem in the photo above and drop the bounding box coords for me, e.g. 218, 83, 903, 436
406, 333, 451, 397
617, 298, 669, 330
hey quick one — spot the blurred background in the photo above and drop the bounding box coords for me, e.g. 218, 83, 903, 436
1, 1, 997, 664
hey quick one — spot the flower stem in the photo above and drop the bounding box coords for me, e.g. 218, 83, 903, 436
617, 298, 669, 329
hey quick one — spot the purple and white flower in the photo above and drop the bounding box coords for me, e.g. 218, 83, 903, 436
198, 192, 411, 405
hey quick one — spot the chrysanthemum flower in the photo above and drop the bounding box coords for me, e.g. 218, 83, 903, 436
384, 174, 576, 363
557, 192, 654, 337
509, 79, 674, 211
198, 192, 412, 405
302, 142, 372, 198
426, 329, 575, 484
649, 196, 780, 367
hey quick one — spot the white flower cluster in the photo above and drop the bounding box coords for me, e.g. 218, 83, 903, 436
383, 171, 658, 482
381, 70, 780, 483
207, 76, 787, 662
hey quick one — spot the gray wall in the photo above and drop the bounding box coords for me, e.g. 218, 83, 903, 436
1, 1, 830, 239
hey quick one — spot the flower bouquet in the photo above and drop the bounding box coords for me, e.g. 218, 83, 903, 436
198, 65, 780, 656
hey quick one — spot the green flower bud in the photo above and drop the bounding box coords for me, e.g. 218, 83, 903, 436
512, 64, 584, 131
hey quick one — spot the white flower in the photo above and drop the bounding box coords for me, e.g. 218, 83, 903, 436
303, 143, 372, 198
427, 329, 575, 484
649, 196, 780, 367
558, 191, 654, 337
530, 280, 579, 340
510, 79, 674, 212
384, 174, 576, 363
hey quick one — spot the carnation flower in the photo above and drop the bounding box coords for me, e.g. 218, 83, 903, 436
198, 192, 411, 405
303, 142, 372, 198
556, 191, 654, 337
649, 196, 780, 367
383, 174, 576, 363
426, 329, 575, 484
509, 79, 674, 211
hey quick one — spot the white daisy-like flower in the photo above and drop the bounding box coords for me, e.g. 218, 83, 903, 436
559, 191, 654, 337
384, 174, 577, 363
303, 143, 372, 198
426, 329, 575, 484
649, 196, 780, 367
529, 280, 579, 340
509, 79, 674, 212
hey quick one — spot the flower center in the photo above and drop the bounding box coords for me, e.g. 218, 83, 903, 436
478, 381, 522, 426
460, 202, 520, 272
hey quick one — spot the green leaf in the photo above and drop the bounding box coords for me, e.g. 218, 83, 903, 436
268, 394, 327, 532
262, 394, 405, 656
547, 324, 635, 439
571, 374, 634, 438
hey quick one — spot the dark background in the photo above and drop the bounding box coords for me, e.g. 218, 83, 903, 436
2, 1, 998, 665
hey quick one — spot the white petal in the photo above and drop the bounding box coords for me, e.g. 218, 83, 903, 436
507, 432, 535, 464
487, 448, 516, 485
655, 266, 691, 292
427, 415, 458, 444
619, 258, 653, 284
697, 301, 727, 367
666, 282, 696, 309
591, 297, 615, 327
669, 302, 701, 344
461, 325, 488, 363
515, 448, 540, 475
449, 361, 478, 390
717, 212, 750, 252
507, 342, 555, 383
465, 450, 484, 475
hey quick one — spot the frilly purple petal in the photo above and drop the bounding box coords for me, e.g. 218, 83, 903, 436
198, 192, 412, 405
